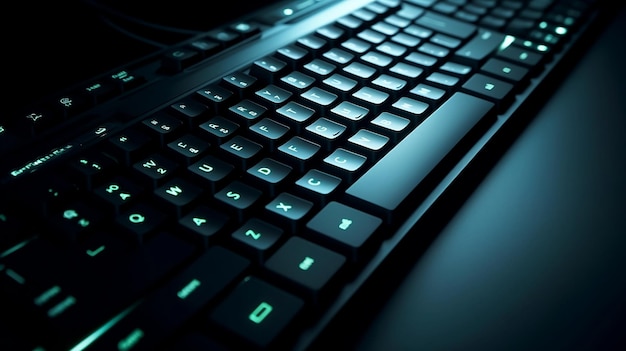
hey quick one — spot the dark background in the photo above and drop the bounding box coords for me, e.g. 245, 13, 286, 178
6, 0, 275, 112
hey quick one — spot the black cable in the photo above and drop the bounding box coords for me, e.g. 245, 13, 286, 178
97, 15, 170, 49
80, 0, 203, 47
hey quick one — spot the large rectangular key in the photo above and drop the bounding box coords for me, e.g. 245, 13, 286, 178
415, 11, 477, 39
345, 92, 495, 223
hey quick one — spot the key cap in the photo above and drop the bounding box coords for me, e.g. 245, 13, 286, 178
462, 73, 515, 111
209, 276, 305, 350
345, 92, 495, 223
306, 201, 382, 262
178, 205, 230, 248
265, 193, 314, 234
454, 29, 507, 66
231, 217, 285, 263
294, 169, 343, 206
264, 236, 346, 305
416, 11, 477, 39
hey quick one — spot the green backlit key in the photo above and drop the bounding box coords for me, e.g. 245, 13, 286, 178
209, 276, 304, 350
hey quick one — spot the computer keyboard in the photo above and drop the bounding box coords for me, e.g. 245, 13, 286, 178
0, 0, 610, 350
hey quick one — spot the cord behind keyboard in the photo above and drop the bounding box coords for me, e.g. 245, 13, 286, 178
0, 0, 610, 350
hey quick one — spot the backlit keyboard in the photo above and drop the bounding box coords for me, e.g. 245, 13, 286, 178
0, 0, 610, 350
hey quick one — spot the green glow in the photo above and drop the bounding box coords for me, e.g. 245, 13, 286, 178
34, 285, 61, 306
78, 219, 91, 228
539, 21, 548, 29
555, 26, 567, 35
86, 245, 106, 257
47, 295, 76, 318
0, 238, 32, 258
249, 302, 273, 324
70, 301, 140, 351
118, 328, 144, 351
6, 269, 25, 284
537, 45, 549, 52
177, 279, 201, 299
498, 35, 516, 52
523, 40, 532, 47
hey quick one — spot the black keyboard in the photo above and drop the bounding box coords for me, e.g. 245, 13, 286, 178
0, 0, 614, 350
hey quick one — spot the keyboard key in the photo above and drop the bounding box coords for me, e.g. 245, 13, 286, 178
209, 276, 304, 350
461, 73, 515, 111
254, 84, 293, 109
154, 177, 204, 218
322, 148, 368, 182
93, 176, 144, 215
107, 128, 154, 167
228, 99, 268, 127
250, 55, 288, 83
187, 155, 235, 194
416, 11, 477, 39
221, 71, 259, 98
481, 58, 530, 85
214, 180, 263, 223
219, 135, 263, 170
133, 154, 180, 188
199, 116, 240, 145
346, 92, 495, 223
305, 117, 347, 150
300, 87, 338, 114
294, 169, 343, 206
455, 29, 507, 66
347, 129, 390, 161
264, 236, 346, 304
231, 217, 285, 263
369, 111, 411, 142
248, 118, 290, 151
277, 136, 321, 172
169, 98, 209, 127
179, 205, 231, 247
275, 101, 317, 132
161, 47, 201, 73
116, 203, 168, 245
167, 133, 210, 165
246, 157, 293, 197
141, 111, 185, 147
195, 84, 235, 113
275, 44, 311, 68
265, 192, 314, 233
279, 71, 316, 93
330, 100, 370, 131
306, 201, 382, 262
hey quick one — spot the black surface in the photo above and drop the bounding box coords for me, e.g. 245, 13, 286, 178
337, 5, 626, 351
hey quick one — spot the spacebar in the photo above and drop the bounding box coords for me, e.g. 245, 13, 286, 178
345, 92, 495, 223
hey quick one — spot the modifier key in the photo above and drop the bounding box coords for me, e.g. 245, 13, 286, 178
345, 92, 495, 223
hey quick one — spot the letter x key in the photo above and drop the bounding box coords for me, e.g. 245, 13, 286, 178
265, 192, 313, 233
